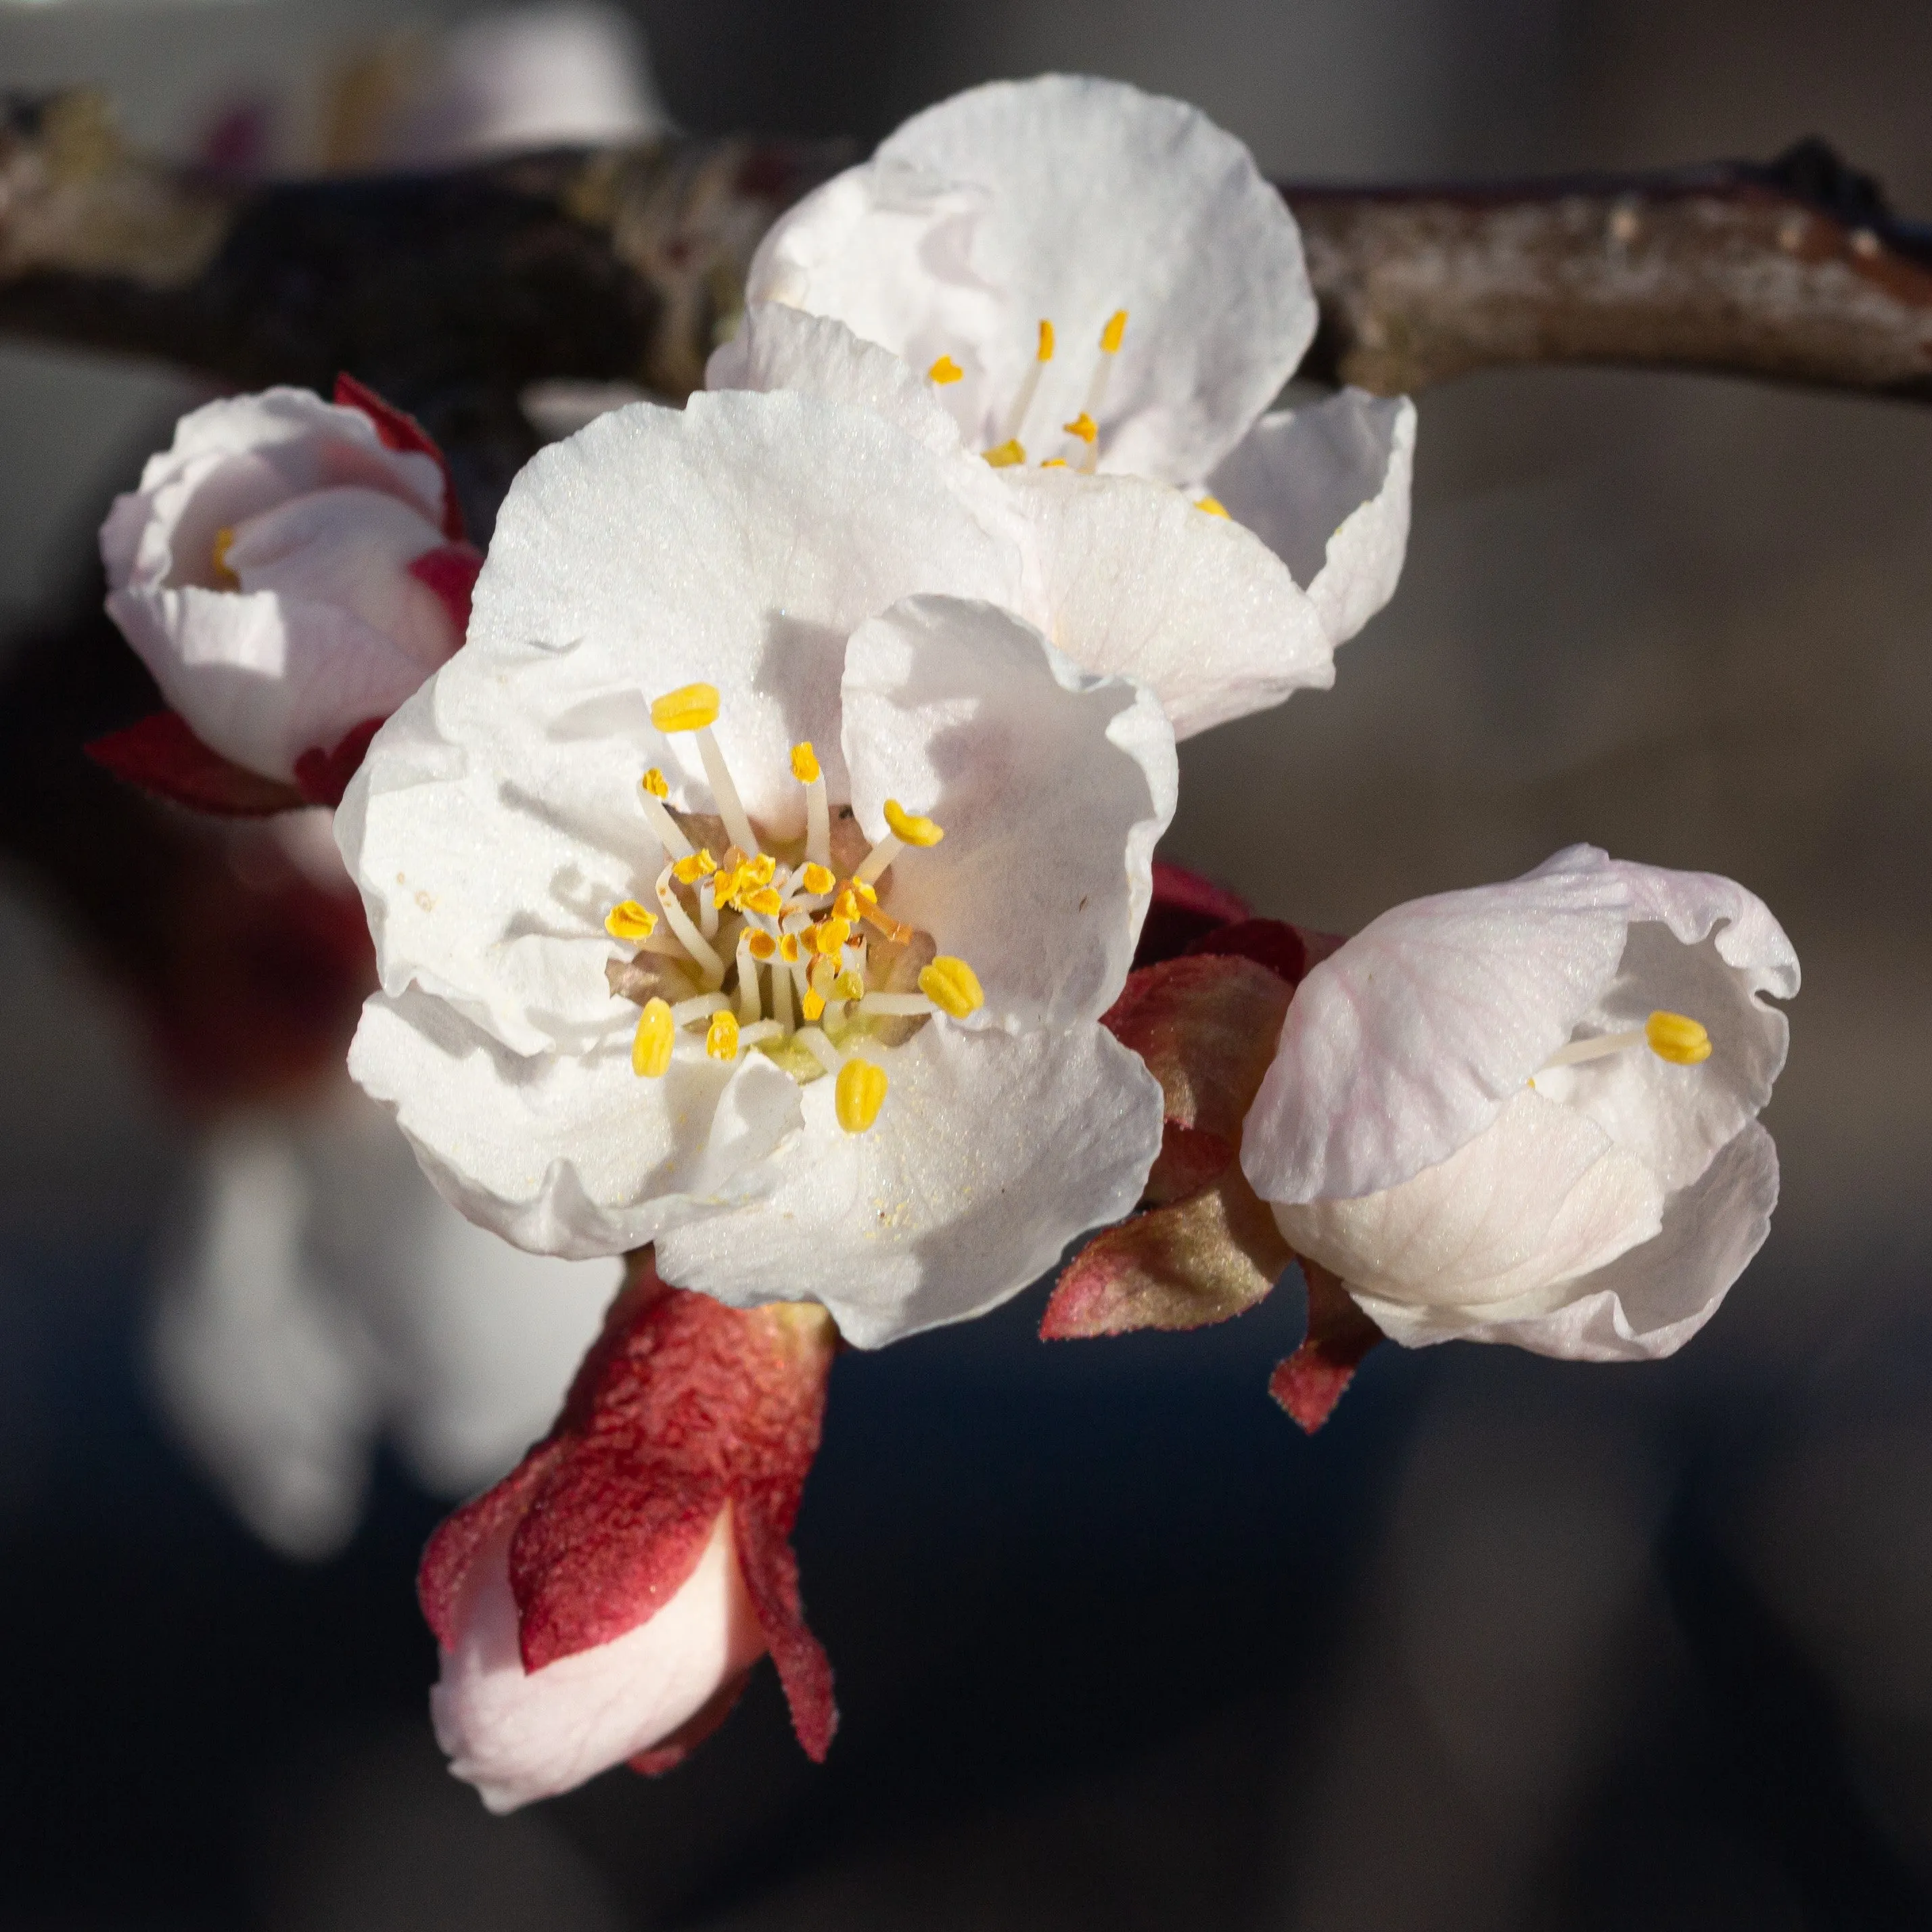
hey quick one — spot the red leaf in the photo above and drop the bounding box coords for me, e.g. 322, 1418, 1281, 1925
1136, 858, 1251, 967
418, 1254, 840, 1770
407, 541, 483, 638
1269, 1261, 1384, 1433
85, 712, 304, 817
334, 372, 466, 541
292, 716, 385, 808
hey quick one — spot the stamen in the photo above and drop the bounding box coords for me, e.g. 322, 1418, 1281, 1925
983, 440, 1027, 469
654, 865, 725, 986
835, 1056, 889, 1134
1538, 1009, 1713, 1074
651, 683, 758, 857
673, 992, 731, 1026
745, 886, 785, 918
1074, 309, 1128, 473
856, 992, 936, 1017
1062, 411, 1098, 446
860, 904, 915, 946
854, 800, 944, 887
919, 956, 984, 1018
604, 900, 658, 942
771, 954, 795, 1036
746, 930, 777, 962
999, 317, 1056, 448
794, 741, 832, 869
706, 1011, 740, 1061
637, 770, 694, 861
799, 861, 835, 896
795, 1027, 842, 1080
1195, 495, 1230, 518
739, 1020, 783, 1049
1100, 308, 1129, 355
671, 850, 716, 885
211, 526, 240, 589
814, 916, 852, 956
928, 354, 964, 386
632, 998, 674, 1078
735, 936, 762, 1021
649, 684, 720, 734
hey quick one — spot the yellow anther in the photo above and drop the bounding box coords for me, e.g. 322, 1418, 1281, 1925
927, 354, 964, 386
801, 988, 827, 1022
779, 933, 801, 964
815, 916, 852, 956
1063, 412, 1098, 446
641, 767, 670, 799
745, 854, 777, 888
883, 800, 945, 847
800, 862, 835, 896
1040, 457, 1069, 469
632, 997, 674, 1078
604, 900, 659, 942
835, 1057, 888, 1133
649, 683, 720, 733
211, 526, 239, 589
984, 439, 1027, 468
671, 850, 716, 885
1195, 495, 1230, 518
1036, 319, 1055, 361
1101, 308, 1128, 354
1645, 1010, 1713, 1065
747, 930, 777, 961
706, 1010, 741, 1061
835, 969, 865, 1001
791, 741, 821, 783
919, 956, 985, 1019
745, 886, 785, 917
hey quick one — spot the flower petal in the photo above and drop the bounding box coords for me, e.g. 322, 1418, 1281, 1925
1206, 390, 1417, 647
749, 74, 1313, 484
430, 1504, 764, 1814
347, 989, 802, 1259
1003, 465, 1333, 737
654, 1019, 1165, 1348
1274, 1088, 1665, 1314
1243, 845, 1635, 1205
840, 593, 1176, 1029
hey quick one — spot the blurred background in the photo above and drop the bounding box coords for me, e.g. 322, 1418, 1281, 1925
1, 1, 1929, 1925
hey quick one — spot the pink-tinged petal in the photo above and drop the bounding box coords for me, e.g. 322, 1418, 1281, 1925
85, 710, 305, 816
294, 716, 386, 808
1208, 392, 1417, 648
335, 372, 467, 540
1268, 1260, 1383, 1434
407, 541, 485, 638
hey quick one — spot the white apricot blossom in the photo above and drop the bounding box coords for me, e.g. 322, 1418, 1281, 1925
340, 386, 1174, 1348
101, 385, 477, 787
716, 72, 1416, 735
1241, 846, 1799, 1361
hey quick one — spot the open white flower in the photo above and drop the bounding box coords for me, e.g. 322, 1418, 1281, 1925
1241, 846, 1798, 1360
341, 388, 1173, 1348
101, 384, 478, 789
716, 73, 1416, 735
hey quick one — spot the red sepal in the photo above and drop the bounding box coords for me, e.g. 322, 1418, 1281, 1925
292, 716, 385, 808
1268, 1260, 1385, 1433
1134, 858, 1251, 968
418, 1254, 840, 1768
1184, 916, 1345, 986
334, 372, 466, 541
407, 542, 484, 638
85, 711, 304, 816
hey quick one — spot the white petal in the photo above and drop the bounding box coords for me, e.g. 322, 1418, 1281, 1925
340, 389, 1026, 1054
1276, 1089, 1664, 1315
1003, 466, 1333, 738
1357, 1122, 1780, 1363
433, 1506, 764, 1814
655, 1020, 1164, 1349
706, 302, 971, 461
226, 486, 459, 672
108, 581, 441, 782
1206, 390, 1417, 647
347, 990, 802, 1260
1243, 845, 1635, 1204
750, 74, 1312, 484
841, 595, 1175, 1029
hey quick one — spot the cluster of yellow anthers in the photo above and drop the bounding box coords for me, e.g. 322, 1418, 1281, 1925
603, 683, 985, 1135
927, 309, 1228, 518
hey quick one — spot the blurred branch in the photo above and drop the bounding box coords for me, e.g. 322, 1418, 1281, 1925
2, 97, 1929, 416
1289, 140, 1932, 400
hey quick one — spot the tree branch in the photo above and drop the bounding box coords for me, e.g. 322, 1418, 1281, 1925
3, 97, 1930, 438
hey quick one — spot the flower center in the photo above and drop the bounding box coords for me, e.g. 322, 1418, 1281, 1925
1534, 1009, 1713, 1081
602, 682, 986, 1133
931, 310, 1128, 475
